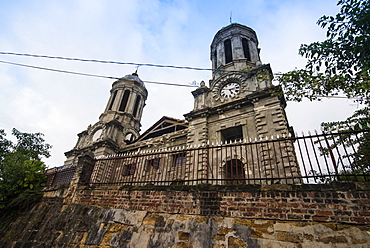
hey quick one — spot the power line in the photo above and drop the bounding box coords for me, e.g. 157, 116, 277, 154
0, 51, 293, 77
0, 59, 119, 80
0, 51, 212, 71
0, 59, 198, 88
0, 56, 362, 100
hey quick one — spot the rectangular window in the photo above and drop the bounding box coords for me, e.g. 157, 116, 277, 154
108, 91, 117, 110
221, 126, 243, 143
173, 153, 186, 167
145, 158, 160, 172
224, 39, 233, 64
119, 90, 130, 112
242, 38, 251, 61
213, 50, 217, 68
122, 163, 135, 176
132, 95, 141, 117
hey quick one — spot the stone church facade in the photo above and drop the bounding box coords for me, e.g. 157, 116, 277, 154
63, 23, 300, 185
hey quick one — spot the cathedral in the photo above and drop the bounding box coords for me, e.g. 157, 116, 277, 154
63, 23, 300, 185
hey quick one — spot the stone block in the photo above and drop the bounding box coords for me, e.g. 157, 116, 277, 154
276, 231, 302, 243
228, 236, 246, 247
178, 231, 190, 241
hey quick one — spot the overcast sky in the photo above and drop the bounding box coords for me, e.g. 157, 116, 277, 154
0, 0, 360, 167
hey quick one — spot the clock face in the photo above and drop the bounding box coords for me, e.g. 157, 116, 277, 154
92, 129, 102, 142
220, 82, 240, 98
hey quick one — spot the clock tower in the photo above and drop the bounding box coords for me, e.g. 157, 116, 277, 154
64, 72, 147, 165
184, 23, 299, 182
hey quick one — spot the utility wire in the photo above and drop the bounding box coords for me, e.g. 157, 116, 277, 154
0, 59, 198, 87
0, 59, 119, 80
0, 51, 212, 71
0, 55, 362, 99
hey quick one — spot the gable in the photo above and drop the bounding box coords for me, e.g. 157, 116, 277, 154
136, 116, 188, 142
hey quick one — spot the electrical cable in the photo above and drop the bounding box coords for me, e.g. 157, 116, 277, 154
0, 59, 119, 80
0, 59, 198, 88
0, 51, 212, 71
0, 56, 362, 99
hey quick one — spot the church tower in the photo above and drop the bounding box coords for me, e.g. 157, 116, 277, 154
64, 72, 147, 165
210, 24, 262, 80
185, 23, 292, 144
184, 23, 298, 182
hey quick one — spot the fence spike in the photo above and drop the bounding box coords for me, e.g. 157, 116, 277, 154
265, 136, 268, 140
308, 130, 311, 135
295, 132, 298, 137
314, 129, 318, 134
301, 131, 305, 136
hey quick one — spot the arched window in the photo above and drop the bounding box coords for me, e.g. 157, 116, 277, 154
224, 159, 245, 185
119, 90, 130, 112
242, 38, 251, 61
132, 95, 141, 117
108, 91, 117, 110
224, 39, 232, 64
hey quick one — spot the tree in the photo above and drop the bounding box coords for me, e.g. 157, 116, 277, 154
278, 0, 369, 103
278, 0, 369, 181
0, 128, 51, 209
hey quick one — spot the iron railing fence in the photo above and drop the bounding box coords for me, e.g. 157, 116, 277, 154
45, 163, 77, 187
45, 130, 369, 187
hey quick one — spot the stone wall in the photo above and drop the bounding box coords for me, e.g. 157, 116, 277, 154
71, 182, 370, 225
1, 182, 369, 247
1, 200, 369, 247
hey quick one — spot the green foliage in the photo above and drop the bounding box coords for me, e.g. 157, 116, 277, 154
320, 108, 370, 181
0, 129, 51, 209
277, 0, 370, 181
278, 0, 369, 103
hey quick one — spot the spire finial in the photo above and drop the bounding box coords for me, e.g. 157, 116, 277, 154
132, 65, 140, 76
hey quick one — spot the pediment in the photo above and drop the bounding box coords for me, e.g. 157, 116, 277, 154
136, 116, 188, 142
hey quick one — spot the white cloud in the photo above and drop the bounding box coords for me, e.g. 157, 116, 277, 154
0, 0, 359, 167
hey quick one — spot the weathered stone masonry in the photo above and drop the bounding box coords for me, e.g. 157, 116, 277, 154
63, 182, 370, 225
2, 182, 369, 247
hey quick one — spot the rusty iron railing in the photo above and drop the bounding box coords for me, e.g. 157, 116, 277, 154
46, 130, 369, 187
45, 163, 77, 187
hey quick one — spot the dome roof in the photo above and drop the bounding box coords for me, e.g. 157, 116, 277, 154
120, 72, 144, 86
